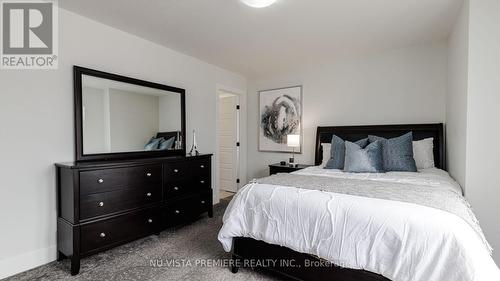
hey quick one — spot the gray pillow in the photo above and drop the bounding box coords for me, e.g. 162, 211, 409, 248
324, 135, 368, 169
344, 140, 384, 173
368, 132, 417, 172
144, 137, 162, 151
158, 137, 175, 150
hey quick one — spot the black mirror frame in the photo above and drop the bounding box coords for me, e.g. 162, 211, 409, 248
74, 66, 186, 162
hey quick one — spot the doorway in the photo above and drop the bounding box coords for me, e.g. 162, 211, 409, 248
218, 91, 240, 199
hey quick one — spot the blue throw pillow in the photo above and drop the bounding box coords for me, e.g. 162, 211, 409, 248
324, 135, 368, 169
158, 137, 175, 150
144, 137, 162, 151
368, 132, 417, 172
344, 140, 384, 173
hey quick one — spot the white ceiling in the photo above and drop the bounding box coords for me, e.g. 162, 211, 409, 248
61, 0, 463, 79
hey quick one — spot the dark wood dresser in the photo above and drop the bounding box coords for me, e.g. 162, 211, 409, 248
55, 154, 213, 275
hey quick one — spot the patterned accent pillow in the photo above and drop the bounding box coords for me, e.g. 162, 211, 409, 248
144, 137, 162, 151
344, 140, 384, 173
324, 135, 369, 169
368, 132, 417, 172
158, 137, 175, 150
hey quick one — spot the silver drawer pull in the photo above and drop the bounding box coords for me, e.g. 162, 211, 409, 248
175, 210, 180, 214
174, 186, 179, 191
201, 200, 205, 204
200, 165, 205, 168
146, 192, 152, 197
148, 219, 153, 223
173, 169, 179, 173
100, 232, 106, 238
200, 180, 205, 184
98, 201, 104, 207
146, 173, 152, 177
97, 178, 104, 184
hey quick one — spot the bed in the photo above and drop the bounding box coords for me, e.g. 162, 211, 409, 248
218, 124, 500, 281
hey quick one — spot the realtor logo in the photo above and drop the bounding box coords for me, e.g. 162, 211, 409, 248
1, 0, 58, 69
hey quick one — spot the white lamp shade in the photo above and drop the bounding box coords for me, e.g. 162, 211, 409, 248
287, 134, 300, 148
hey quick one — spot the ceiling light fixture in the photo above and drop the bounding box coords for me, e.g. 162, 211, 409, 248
241, 0, 277, 8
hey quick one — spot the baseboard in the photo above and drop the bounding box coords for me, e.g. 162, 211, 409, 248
0, 245, 57, 279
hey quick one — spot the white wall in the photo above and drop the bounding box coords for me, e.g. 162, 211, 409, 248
0, 8, 246, 279
446, 0, 469, 189
247, 42, 448, 179
465, 0, 500, 264
108, 89, 159, 152
159, 94, 182, 132
82, 87, 107, 153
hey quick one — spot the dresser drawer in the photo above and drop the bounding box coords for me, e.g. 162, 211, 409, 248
80, 208, 161, 255
165, 179, 210, 200
191, 158, 210, 177
80, 165, 161, 195
164, 181, 193, 198
165, 194, 211, 225
192, 177, 210, 190
80, 186, 162, 220
164, 161, 189, 181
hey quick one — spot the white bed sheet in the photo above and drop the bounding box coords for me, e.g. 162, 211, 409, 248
218, 167, 500, 281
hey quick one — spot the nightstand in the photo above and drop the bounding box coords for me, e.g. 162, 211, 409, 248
269, 163, 313, 175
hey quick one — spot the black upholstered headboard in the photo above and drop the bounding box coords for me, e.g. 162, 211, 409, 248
314, 123, 445, 170
156, 131, 180, 142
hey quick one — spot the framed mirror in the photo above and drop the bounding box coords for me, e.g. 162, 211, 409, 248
74, 66, 186, 161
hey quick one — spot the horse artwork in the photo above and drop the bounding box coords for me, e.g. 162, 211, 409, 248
259, 86, 302, 153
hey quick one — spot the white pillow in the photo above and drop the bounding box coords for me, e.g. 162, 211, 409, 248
413, 138, 435, 170
321, 143, 331, 167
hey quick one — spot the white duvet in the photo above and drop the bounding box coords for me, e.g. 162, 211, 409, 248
218, 167, 500, 281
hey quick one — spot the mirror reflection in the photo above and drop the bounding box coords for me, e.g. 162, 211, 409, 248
82, 75, 182, 155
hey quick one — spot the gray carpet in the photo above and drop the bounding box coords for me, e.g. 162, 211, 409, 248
5, 199, 280, 281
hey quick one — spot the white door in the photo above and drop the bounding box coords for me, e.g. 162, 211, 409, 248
218, 94, 239, 192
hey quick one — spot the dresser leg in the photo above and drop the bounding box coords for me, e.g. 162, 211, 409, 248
70, 256, 80, 275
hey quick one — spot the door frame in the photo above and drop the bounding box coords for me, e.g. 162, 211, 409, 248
215, 84, 246, 203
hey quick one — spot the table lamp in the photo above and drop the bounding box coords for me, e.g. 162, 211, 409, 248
287, 134, 300, 167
